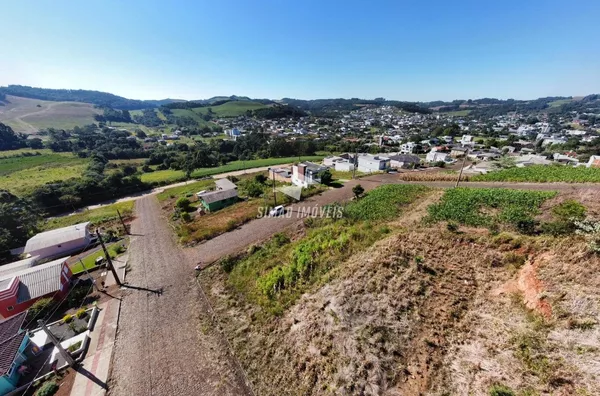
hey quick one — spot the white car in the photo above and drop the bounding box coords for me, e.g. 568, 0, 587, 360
269, 205, 285, 217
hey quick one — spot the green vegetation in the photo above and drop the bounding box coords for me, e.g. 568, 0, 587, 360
489, 384, 515, 396
26, 297, 56, 323
67, 340, 83, 353
223, 185, 430, 315
2, 163, 88, 195
345, 184, 430, 221
142, 156, 325, 185
34, 380, 59, 396
188, 100, 268, 117
156, 179, 215, 201
427, 188, 556, 232
70, 241, 125, 275
472, 165, 600, 183
41, 201, 134, 231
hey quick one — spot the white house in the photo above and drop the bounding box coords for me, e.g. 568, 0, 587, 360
334, 159, 355, 172
426, 151, 449, 163
357, 154, 390, 173
291, 162, 329, 188
400, 142, 417, 154
586, 155, 600, 168
460, 135, 475, 147
23, 222, 94, 260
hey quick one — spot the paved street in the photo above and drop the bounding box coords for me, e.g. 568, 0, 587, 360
108, 197, 250, 396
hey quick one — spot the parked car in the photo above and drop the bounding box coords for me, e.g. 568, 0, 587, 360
269, 205, 285, 217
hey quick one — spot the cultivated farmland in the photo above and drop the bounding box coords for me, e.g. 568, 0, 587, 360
472, 165, 600, 183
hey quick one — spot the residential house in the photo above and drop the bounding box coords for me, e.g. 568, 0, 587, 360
197, 179, 238, 212
333, 159, 355, 172
23, 223, 94, 260
587, 155, 600, 168
399, 142, 417, 154
553, 153, 579, 165
476, 152, 502, 161
269, 167, 292, 183
389, 154, 420, 169
426, 151, 449, 163
357, 154, 390, 173
514, 155, 553, 167
0, 312, 29, 394
292, 162, 329, 187
460, 135, 475, 147
450, 147, 468, 158
0, 257, 73, 319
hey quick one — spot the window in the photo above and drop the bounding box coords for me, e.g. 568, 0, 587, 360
7, 306, 13, 311
57, 244, 62, 248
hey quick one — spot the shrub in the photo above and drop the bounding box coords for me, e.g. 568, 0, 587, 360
114, 244, 125, 254
352, 184, 364, 199
27, 298, 56, 323
245, 181, 264, 198
62, 314, 74, 323
446, 221, 459, 233
489, 384, 515, 396
273, 232, 290, 247
176, 197, 191, 211
75, 308, 87, 319
254, 174, 267, 184
67, 341, 82, 353
34, 380, 59, 396
320, 169, 333, 185
181, 212, 192, 222
553, 199, 586, 221
220, 255, 237, 273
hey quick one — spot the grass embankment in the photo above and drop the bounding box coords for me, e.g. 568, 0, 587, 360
141, 156, 325, 185
427, 188, 556, 231
220, 184, 430, 315
42, 201, 134, 231
156, 179, 215, 201
472, 165, 600, 183
70, 240, 127, 275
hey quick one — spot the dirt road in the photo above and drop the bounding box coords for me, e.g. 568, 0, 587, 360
108, 197, 251, 396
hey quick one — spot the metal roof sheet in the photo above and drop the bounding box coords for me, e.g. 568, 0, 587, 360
0, 257, 69, 304
198, 188, 238, 204
215, 178, 237, 190
24, 222, 90, 254
0, 256, 39, 279
0, 312, 26, 376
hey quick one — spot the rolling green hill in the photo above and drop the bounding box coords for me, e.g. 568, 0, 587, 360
191, 100, 269, 117
0, 95, 101, 133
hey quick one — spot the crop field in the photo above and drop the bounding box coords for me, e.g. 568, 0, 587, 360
344, 184, 430, 221
427, 187, 556, 230
0, 95, 101, 133
472, 165, 600, 183
42, 201, 134, 231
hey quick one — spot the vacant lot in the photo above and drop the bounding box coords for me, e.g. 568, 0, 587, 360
199, 188, 600, 395
0, 95, 101, 133
43, 201, 134, 231
0, 152, 85, 175
473, 165, 600, 183
2, 163, 88, 196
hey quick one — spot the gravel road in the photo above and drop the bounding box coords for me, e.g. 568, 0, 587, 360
108, 197, 251, 396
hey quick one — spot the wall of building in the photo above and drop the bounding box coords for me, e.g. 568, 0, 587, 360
27, 236, 90, 260
206, 197, 238, 212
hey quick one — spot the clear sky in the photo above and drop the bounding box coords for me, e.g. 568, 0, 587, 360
1, 0, 599, 101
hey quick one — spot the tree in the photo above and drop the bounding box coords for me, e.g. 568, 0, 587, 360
0, 190, 40, 261
27, 137, 44, 149
135, 129, 147, 138
320, 169, 333, 185
0, 122, 26, 150
352, 184, 364, 199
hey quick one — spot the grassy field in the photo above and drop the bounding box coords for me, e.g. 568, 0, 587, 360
70, 241, 126, 275
445, 109, 472, 116
141, 156, 325, 185
190, 101, 269, 118
548, 99, 572, 107
2, 163, 88, 196
170, 109, 217, 127
427, 187, 556, 230
472, 165, 600, 183
42, 201, 134, 231
0, 152, 85, 175
156, 179, 215, 201
0, 95, 101, 133
0, 148, 59, 158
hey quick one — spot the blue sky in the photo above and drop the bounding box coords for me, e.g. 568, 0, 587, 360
1, 0, 599, 101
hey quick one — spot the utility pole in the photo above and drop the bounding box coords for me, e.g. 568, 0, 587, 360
352, 147, 359, 180
38, 320, 76, 367
269, 168, 277, 206
116, 209, 129, 235
455, 149, 469, 188
96, 230, 122, 286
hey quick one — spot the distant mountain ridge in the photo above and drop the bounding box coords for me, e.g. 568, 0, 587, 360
0, 85, 183, 110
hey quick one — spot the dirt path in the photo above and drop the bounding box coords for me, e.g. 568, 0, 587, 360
108, 197, 251, 396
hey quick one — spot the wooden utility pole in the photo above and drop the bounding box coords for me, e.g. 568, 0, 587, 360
116, 209, 129, 235
96, 230, 122, 286
352, 147, 359, 179
38, 320, 76, 367
270, 168, 277, 206
455, 149, 469, 188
